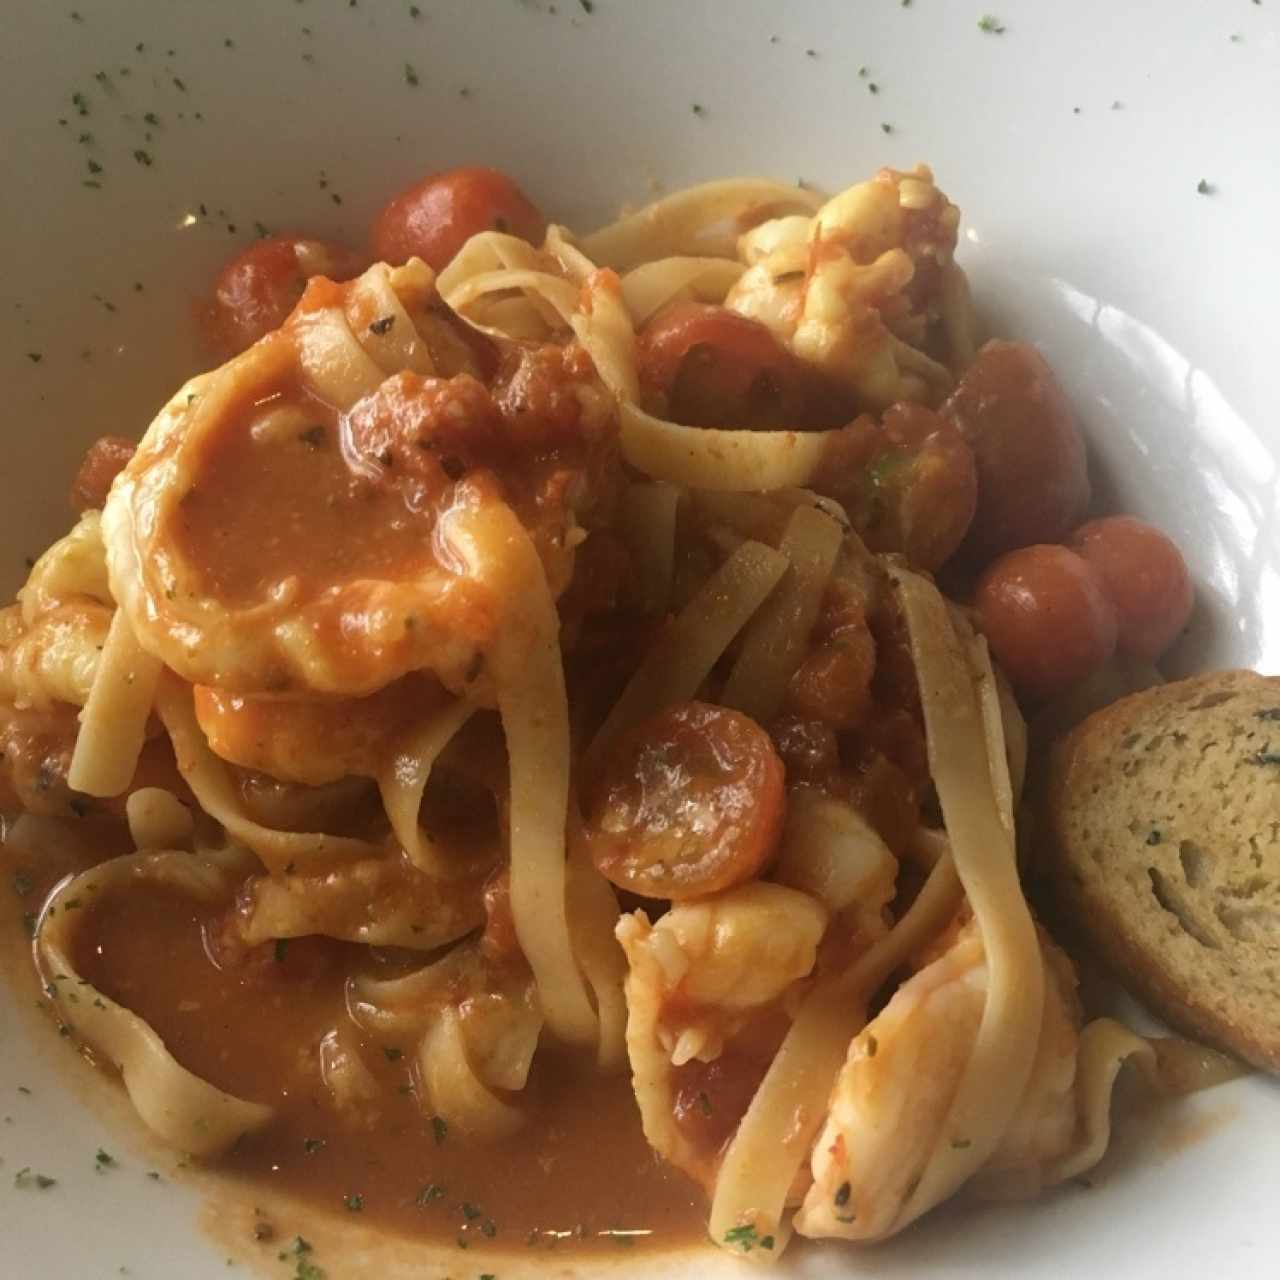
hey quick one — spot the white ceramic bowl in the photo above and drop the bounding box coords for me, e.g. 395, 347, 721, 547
2, 2, 1277, 1277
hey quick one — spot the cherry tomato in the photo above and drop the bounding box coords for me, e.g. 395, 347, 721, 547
206, 235, 364, 356
974, 544, 1118, 699
636, 300, 850, 429
1069, 515, 1193, 660
371, 166, 547, 270
942, 340, 1090, 563
70, 434, 135, 512
582, 701, 785, 900
856, 403, 978, 572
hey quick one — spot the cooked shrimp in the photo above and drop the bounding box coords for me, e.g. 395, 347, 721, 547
617, 882, 827, 1189
796, 919, 1081, 1242
725, 165, 962, 412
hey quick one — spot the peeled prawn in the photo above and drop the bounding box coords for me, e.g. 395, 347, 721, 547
795, 919, 1081, 1242
617, 882, 827, 1189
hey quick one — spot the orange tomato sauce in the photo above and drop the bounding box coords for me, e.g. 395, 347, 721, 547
0, 823, 703, 1258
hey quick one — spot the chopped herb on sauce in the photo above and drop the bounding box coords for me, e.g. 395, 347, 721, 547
303, 1137, 326, 1154
132, 149, 153, 167
579, 0, 594, 12
273, 938, 290, 962
723, 1223, 770, 1252
299, 425, 326, 448
72, 91, 89, 115
382, 1046, 403, 1062
344, 1193, 363, 1211
25, 354, 43, 365
14, 1168, 58, 1190
978, 15, 1006, 33
951, 1137, 972, 1150
1250, 750, 1280, 766
431, 1115, 448, 1144
881, 122, 893, 133
415, 1182, 446, 1205
95, 1147, 116, 1169
1197, 179, 1214, 195
1146, 829, 1162, 845
696, 1090, 712, 1116
405, 63, 420, 86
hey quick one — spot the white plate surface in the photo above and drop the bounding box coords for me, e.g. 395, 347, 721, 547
1, 2, 1277, 1277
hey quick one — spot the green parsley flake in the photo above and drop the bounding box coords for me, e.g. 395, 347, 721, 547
405, 63, 420, 86
723, 1223, 769, 1252
978, 15, 1006, 33
431, 1115, 448, 1144
344, 1193, 363, 1212
1197, 179, 1214, 195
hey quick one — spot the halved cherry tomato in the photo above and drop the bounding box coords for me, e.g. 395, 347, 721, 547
974, 544, 1117, 699
1069, 515, 1193, 660
942, 340, 1090, 564
205, 234, 365, 356
636, 300, 851, 429
582, 701, 785, 900
371, 166, 547, 271
70, 435, 135, 512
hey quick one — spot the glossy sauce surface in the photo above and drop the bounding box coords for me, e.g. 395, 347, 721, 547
173, 389, 438, 607
0, 824, 703, 1258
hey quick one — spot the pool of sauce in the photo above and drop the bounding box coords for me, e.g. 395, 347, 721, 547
0, 819, 703, 1261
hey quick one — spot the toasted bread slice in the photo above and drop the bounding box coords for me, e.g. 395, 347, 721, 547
1045, 669, 1280, 1072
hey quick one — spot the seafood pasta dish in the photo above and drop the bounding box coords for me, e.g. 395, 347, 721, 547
0, 160, 1235, 1262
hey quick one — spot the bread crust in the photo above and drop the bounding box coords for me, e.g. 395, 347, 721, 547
1044, 669, 1280, 1073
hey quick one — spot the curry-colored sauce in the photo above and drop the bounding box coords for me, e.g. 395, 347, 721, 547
173, 389, 438, 606
1, 821, 703, 1259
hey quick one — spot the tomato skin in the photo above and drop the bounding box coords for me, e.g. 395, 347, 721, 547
70, 435, 135, 512
1069, 515, 1193, 660
206, 235, 364, 356
583, 701, 785, 900
371, 166, 547, 270
636, 300, 851, 429
974, 544, 1118, 699
942, 340, 1090, 564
